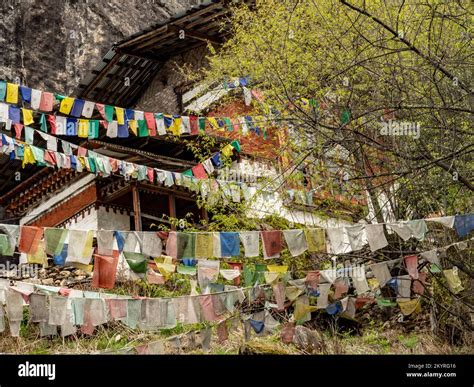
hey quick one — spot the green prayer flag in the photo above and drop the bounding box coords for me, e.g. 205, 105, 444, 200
88, 120, 99, 139
243, 264, 255, 287
39, 113, 47, 132
104, 105, 114, 122
0, 235, 11, 256
224, 117, 233, 131
88, 157, 96, 173
430, 263, 441, 273
55, 94, 66, 101
137, 165, 147, 181
230, 140, 241, 152
198, 117, 206, 131
124, 252, 148, 273
177, 265, 197, 275
255, 263, 267, 283
230, 140, 241, 153
0, 80, 6, 101
177, 233, 195, 259
138, 119, 149, 137
31, 146, 45, 164
25, 127, 34, 144
376, 298, 397, 307
45, 228, 68, 255
341, 110, 350, 124
182, 169, 193, 177
263, 128, 267, 140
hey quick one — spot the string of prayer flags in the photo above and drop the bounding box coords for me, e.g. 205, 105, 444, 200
0, 79, 271, 141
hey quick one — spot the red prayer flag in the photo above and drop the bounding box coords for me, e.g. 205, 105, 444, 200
228, 261, 243, 285
44, 150, 57, 165
96, 104, 106, 120
404, 255, 419, 280
192, 163, 207, 179
92, 252, 119, 289
14, 123, 23, 139
189, 115, 199, 135
19, 226, 44, 254
47, 115, 56, 134
77, 147, 88, 157
39, 92, 54, 112
260, 230, 283, 257
147, 167, 154, 182
144, 112, 156, 136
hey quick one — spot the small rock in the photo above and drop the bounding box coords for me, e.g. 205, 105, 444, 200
75, 275, 86, 281
59, 279, 68, 287
59, 270, 71, 278
41, 278, 54, 285
293, 326, 322, 353
39, 269, 48, 278
73, 269, 87, 277
54, 280, 61, 285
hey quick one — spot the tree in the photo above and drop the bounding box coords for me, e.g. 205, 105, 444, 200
200, 0, 473, 219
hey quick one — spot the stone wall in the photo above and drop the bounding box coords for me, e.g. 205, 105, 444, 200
135, 44, 210, 113
0, 0, 200, 95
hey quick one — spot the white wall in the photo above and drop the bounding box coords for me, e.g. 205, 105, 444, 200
97, 206, 130, 231
247, 191, 353, 228
62, 206, 130, 232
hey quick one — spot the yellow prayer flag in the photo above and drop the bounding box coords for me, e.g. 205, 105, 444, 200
22, 146, 36, 168
128, 120, 138, 136
221, 144, 234, 157
443, 267, 464, 294
195, 233, 214, 258
398, 299, 421, 316
294, 299, 317, 321
6, 83, 19, 104
267, 265, 288, 273
305, 228, 326, 252
115, 107, 125, 125
207, 117, 219, 130
22, 109, 34, 125
286, 286, 303, 301
82, 231, 94, 258
170, 117, 181, 136
59, 97, 75, 115
27, 240, 48, 267
77, 156, 86, 169
264, 271, 280, 285
368, 278, 380, 291
78, 119, 89, 138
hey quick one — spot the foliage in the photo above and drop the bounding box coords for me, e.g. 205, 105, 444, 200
199, 0, 473, 218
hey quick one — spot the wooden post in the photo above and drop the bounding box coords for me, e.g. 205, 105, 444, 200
168, 193, 176, 230
132, 182, 142, 231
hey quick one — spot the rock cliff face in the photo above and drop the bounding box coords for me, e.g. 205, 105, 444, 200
0, 0, 199, 95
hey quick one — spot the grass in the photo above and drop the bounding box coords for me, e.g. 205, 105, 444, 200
2, 314, 471, 355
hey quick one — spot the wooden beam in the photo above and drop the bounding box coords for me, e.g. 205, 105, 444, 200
117, 3, 222, 50
132, 182, 142, 231
168, 25, 222, 44
89, 140, 196, 168
80, 52, 122, 99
